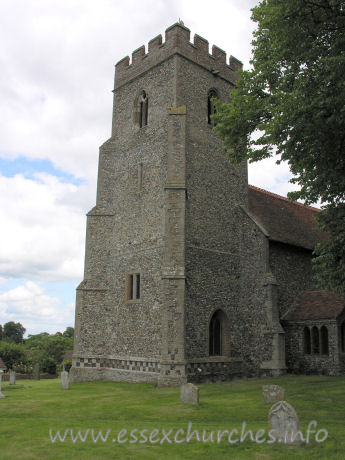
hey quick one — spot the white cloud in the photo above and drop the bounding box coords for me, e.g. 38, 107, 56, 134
0, 281, 74, 335
0, 0, 182, 181
0, 1, 259, 181
0, 173, 91, 281
1, 0, 302, 336
178, 0, 258, 68
248, 158, 295, 195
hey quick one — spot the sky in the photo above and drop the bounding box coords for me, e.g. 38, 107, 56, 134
0, 0, 295, 337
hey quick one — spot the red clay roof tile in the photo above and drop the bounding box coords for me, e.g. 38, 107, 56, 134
282, 290, 345, 321
248, 185, 328, 250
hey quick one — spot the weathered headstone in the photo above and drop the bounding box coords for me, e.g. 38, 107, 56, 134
9, 370, 16, 385
180, 383, 199, 406
33, 363, 40, 380
269, 401, 302, 445
262, 384, 285, 403
61, 370, 70, 390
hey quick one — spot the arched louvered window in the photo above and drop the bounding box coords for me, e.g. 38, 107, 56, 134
134, 90, 148, 128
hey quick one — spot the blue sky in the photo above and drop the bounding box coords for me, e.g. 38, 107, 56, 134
0, 0, 296, 337
0, 157, 84, 185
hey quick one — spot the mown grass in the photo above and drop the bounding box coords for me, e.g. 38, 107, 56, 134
0, 375, 344, 459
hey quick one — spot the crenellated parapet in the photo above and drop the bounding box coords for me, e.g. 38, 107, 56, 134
115, 23, 243, 89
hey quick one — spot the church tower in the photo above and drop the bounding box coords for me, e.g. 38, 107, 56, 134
70, 23, 283, 385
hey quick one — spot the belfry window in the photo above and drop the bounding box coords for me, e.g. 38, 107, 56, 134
139, 91, 148, 128
209, 310, 223, 356
126, 273, 141, 301
207, 89, 218, 125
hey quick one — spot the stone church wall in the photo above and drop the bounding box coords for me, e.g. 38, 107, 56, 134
269, 241, 315, 317
284, 321, 340, 375
72, 56, 177, 382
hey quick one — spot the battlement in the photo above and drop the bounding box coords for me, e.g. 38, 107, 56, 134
115, 23, 243, 89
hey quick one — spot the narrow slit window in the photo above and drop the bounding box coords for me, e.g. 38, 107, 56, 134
136, 274, 140, 299
129, 274, 134, 300
126, 273, 141, 301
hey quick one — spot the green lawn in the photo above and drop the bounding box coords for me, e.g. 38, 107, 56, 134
0, 375, 344, 459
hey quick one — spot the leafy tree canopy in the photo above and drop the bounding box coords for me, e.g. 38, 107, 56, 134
2, 321, 26, 344
62, 327, 74, 339
0, 341, 27, 369
213, 0, 345, 292
25, 332, 73, 364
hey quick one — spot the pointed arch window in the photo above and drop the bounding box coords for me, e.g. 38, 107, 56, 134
207, 89, 218, 125
209, 310, 223, 356
139, 90, 148, 128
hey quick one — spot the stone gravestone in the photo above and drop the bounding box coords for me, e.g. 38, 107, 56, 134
61, 370, 70, 390
180, 383, 199, 406
269, 401, 302, 445
262, 385, 285, 403
9, 370, 16, 385
33, 363, 40, 380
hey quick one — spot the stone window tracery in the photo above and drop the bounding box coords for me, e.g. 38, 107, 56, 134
303, 325, 330, 355
133, 90, 148, 128
139, 91, 148, 128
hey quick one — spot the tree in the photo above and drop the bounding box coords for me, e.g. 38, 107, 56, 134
213, 0, 345, 292
44, 334, 72, 363
25, 331, 73, 371
62, 327, 74, 339
41, 357, 57, 375
3, 322, 26, 344
0, 341, 27, 370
